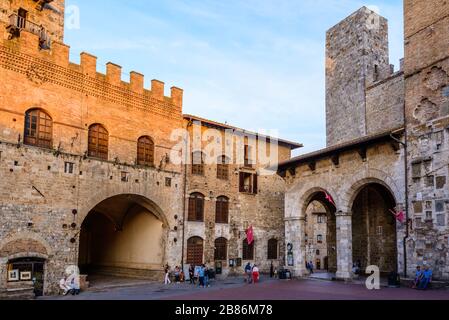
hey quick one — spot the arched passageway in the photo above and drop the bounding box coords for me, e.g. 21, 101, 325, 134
303, 191, 337, 274
78, 194, 167, 281
351, 183, 398, 274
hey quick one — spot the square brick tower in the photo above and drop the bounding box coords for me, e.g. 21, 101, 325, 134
0, 0, 65, 44
326, 7, 390, 147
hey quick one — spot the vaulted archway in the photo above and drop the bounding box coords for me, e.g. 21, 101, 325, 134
78, 194, 168, 282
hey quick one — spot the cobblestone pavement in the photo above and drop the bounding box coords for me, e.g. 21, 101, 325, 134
39, 276, 449, 300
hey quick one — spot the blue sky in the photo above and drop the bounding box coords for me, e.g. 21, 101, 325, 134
65, 0, 404, 155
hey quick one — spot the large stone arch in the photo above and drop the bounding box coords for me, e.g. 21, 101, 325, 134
340, 169, 402, 213
78, 190, 170, 229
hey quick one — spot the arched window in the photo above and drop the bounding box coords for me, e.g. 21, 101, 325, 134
88, 124, 108, 160
267, 238, 278, 260
215, 196, 229, 224
192, 151, 204, 175
214, 238, 228, 261
317, 235, 323, 243
24, 109, 53, 149
187, 237, 203, 265
137, 136, 154, 166
242, 239, 254, 260
188, 193, 204, 222
217, 155, 229, 180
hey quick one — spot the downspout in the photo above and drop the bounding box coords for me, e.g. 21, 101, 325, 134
390, 101, 409, 278
181, 120, 192, 270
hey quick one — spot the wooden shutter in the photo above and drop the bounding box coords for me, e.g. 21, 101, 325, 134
239, 172, 245, 192
187, 237, 204, 265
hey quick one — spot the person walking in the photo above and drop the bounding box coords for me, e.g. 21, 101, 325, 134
270, 262, 274, 278
198, 265, 205, 288
164, 264, 171, 285
309, 261, 314, 274
244, 262, 252, 284
189, 264, 195, 284
204, 264, 210, 288
252, 265, 260, 284
174, 266, 181, 283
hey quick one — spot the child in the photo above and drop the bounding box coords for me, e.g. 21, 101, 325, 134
252, 265, 260, 284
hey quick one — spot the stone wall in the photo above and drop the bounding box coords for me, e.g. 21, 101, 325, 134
404, 0, 449, 280
326, 7, 389, 147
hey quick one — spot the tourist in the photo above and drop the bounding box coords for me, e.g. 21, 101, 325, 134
204, 264, 210, 288
244, 262, 252, 284
164, 264, 171, 285
180, 270, 185, 283
270, 262, 274, 278
412, 266, 423, 289
417, 265, 433, 290
309, 261, 314, 274
59, 275, 71, 296
189, 264, 195, 284
174, 266, 181, 283
198, 265, 205, 288
252, 264, 260, 284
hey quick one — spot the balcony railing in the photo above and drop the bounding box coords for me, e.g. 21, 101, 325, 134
7, 14, 51, 49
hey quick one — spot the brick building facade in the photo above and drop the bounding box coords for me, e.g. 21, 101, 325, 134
0, 0, 301, 297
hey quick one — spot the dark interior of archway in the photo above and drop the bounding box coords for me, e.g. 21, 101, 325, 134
307, 192, 337, 273
78, 195, 165, 281
352, 184, 397, 275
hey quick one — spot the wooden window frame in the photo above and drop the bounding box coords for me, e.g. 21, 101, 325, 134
217, 155, 229, 180
24, 109, 53, 149
239, 172, 258, 194
88, 124, 109, 160
215, 196, 229, 224
267, 238, 278, 260
192, 152, 205, 176
188, 193, 205, 222
137, 136, 155, 166
214, 238, 228, 261
242, 239, 254, 260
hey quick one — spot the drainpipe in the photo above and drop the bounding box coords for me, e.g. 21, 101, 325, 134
181, 120, 192, 270
390, 101, 409, 278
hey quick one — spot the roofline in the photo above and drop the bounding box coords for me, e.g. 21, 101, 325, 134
277, 127, 405, 171
183, 114, 304, 150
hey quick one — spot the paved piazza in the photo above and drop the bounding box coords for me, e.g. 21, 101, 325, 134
40, 276, 449, 301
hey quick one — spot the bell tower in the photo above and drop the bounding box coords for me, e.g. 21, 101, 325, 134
1, 0, 65, 46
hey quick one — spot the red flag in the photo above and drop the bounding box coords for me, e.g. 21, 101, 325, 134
389, 209, 406, 224
324, 191, 335, 206
246, 226, 254, 245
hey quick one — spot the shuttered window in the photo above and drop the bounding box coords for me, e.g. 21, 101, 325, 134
267, 239, 278, 260
242, 239, 254, 260
217, 156, 229, 180
188, 193, 204, 222
137, 136, 154, 166
215, 196, 229, 224
214, 238, 228, 261
192, 152, 204, 175
88, 124, 108, 160
24, 109, 53, 149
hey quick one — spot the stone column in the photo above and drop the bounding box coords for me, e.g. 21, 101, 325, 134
335, 211, 353, 280
285, 217, 307, 277
0, 257, 8, 293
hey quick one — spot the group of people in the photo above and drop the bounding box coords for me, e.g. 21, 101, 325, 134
412, 265, 433, 290
244, 263, 260, 284
164, 264, 213, 288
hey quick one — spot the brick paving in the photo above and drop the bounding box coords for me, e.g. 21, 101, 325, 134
39, 276, 449, 300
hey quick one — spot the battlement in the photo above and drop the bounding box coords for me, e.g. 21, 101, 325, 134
0, 25, 183, 116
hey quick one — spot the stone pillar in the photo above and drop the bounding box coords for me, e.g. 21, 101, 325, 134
285, 217, 307, 277
0, 258, 7, 291
336, 211, 353, 280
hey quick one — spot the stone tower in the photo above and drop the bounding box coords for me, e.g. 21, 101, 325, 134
326, 7, 390, 147
0, 0, 65, 43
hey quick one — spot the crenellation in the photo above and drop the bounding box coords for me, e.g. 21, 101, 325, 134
130, 71, 144, 94
151, 79, 165, 101
106, 62, 122, 86
80, 52, 97, 77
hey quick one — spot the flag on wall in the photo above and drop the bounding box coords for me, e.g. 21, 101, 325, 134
389, 209, 406, 224
324, 191, 335, 206
246, 226, 254, 245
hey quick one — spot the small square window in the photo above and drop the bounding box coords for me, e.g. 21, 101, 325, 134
121, 172, 129, 182
435, 201, 445, 213
165, 177, 172, 187
426, 211, 433, 220
64, 162, 74, 174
